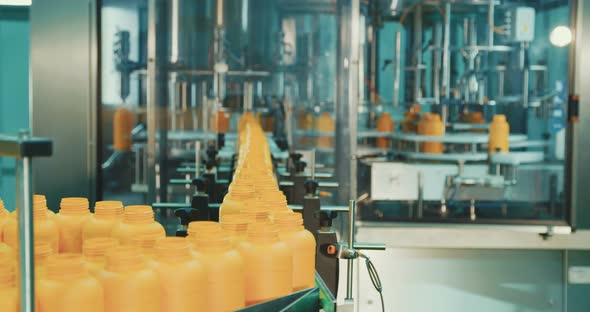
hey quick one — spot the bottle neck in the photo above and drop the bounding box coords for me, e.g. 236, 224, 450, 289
187, 221, 222, 238
46, 254, 87, 280
155, 238, 191, 261
106, 247, 146, 272
221, 222, 248, 236
35, 242, 54, 266
83, 238, 119, 263
247, 224, 280, 243
60, 198, 90, 216
94, 201, 124, 219
123, 205, 155, 224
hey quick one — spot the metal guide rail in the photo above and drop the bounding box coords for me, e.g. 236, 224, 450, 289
0, 131, 53, 312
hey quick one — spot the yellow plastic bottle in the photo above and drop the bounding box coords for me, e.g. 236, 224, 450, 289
3, 196, 59, 252
317, 112, 335, 148
99, 246, 161, 312
0, 199, 10, 243
417, 112, 445, 154
194, 233, 245, 311
238, 223, 293, 305
37, 254, 104, 312
488, 114, 510, 154
0, 256, 18, 312
219, 183, 257, 218
274, 212, 316, 291
0, 242, 15, 260
113, 106, 135, 152
55, 197, 91, 253
401, 104, 421, 133
152, 237, 207, 311
35, 241, 54, 279
111, 205, 165, 245
83, 237, 119, 275
131, 232, 161, 260
82, 200, 124, 241
240, 207, 271, 224
376, 112, 394, 148
220, 215, 249, 247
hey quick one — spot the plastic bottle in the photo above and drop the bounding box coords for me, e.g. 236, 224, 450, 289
111, 205, 165, 245
82, 201, 124, 241
131, 232, 161, 260
317, 112, 335, 148
240, 207, 271, 224
401, 104, 421, 133
83, 237, 119, 275
99, 246, 160, 312
220, 215, 248, 247
0, 199, 10, 243
0, 242, 15, 260
417, 112, 445, 154
152, 237, 207, 311
34, 241, 54, 279
113, 106, 135, 152
194, 233, 245, 311
274, 212, 316, 290
55, 197, 91, 253
0, 256, 18, 312
376, 112, 394, 148
37, 254, 104, 312
3, 196, 59, 251
219, 183, 257, 218
238, 223, 293, 305
488, 114, 510, 154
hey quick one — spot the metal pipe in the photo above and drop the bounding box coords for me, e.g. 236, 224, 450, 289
393, 31, 401, 107
442, 3, 451, 99
194, 141, 201, 177
17, 153, 35, 312
433, 23, 442, 105
488, 0, 494, 48
310, 148, 316, 180
345, 199, 356, 300
413, 5, 423, 101
146, 0, 158, 204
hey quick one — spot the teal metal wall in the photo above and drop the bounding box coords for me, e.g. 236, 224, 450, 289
0, 7, 30, 211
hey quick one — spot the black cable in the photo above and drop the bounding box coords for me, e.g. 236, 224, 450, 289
362, 254, 385, 312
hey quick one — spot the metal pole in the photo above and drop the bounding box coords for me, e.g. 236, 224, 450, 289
413, 5, 423, 102
488, 0, 494, 48
393, 31, 401, 107
345, 199, 356, 301
194, 141, 201, 177
335, 0, 360, 205
310, 148, 316, 180
17, 131, 35, 312
433, 23, 442, 105
441, 3, 451, 126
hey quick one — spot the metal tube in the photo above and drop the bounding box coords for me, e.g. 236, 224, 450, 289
433, 23, 442, 105
194, 141, 201, 177
346, 199, 356, 300
310, 148, 316, 180
17, 155, 35, 312
413, 5, 423, 101
442, 3, 451, 99
393, 31, 401, 107
488, 0, 494, 48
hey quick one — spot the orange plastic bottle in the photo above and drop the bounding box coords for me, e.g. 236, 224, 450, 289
55, 197, 91, 253
82, 200, 124, 241
0, 256, 18, 312
111, 205, 165, 245
401, 104, 421, 133
317, 112, 335, 148
238, 223, 293, 305
83, 237, 119, 275
131, 232, 161, 259
35, 241, 54, 279
240, 207, 271, 224
488, 114, 510, 154
113, 106, 135, 152
37, 254, 104, 312
3, 196, 59, 251
152, 237, 207, 311
194, 233, 245, 311
274, 212, 316, 290
376, 112, 394, 148
0, 198, 10, 243
417, 112, 445, 154
99, 246, 161, 312
219, 183, 257, 218
220, 215, 249, 247
0, 242, 15, 260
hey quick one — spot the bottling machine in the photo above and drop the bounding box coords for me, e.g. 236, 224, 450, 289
23, 0, 590, 310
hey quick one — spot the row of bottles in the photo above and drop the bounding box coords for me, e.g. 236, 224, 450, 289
374, 106, 510, 154
0, 114, 316, 311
